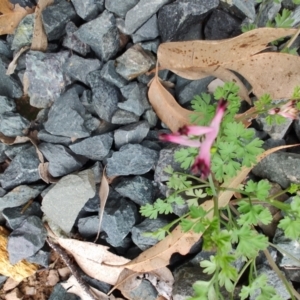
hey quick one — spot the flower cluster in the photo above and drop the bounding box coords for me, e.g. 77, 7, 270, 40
160, 100, 227, 179
268, 100, 298, 119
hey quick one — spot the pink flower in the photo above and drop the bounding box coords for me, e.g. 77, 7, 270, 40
268, 100, 298, 119
160, 99, 227, 179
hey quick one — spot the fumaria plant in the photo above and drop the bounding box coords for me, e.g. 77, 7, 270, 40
140, 82, 300, 300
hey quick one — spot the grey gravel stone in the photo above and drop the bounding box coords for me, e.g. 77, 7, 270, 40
71, 0, 104, 21
0, 56, 23, 99
0, 40, 13, 59
25, 51, 71, 108
42, 0, 77, 41
38, 143, 88, 177
79, 191, 138, 246
139, 38, 160, 53
11, 14, 34, 51
0, 113, 29, 137
74, 10, 120, 61
100, 60, 128, 89
27, 247, 50, 268
44, 88, 90, 139
0, 144, 8, 163
132, 218, 169, 250
69, 134, 113, 161
87, 71, 120, 122
114, 121, 150, 149
131, 14, 159, 43
105, 0, 139, 18
111, 109, 140, 125
113, 175, 155, 206
220, 0, 256, 21
252, 152, 300, 188
205, 9, 241, 40
143, 109, 158, 128
115, 45, 156, 80
4, 143, 31, 160
158, 0, 219, 42
0, 96, 16, 114
42, 169, 96, 233
0, 184, 45, 219
125, 0, 171, 34
63, 55, 102, 85
62, 22, 91, 56
106, 144, 158, 177
255, 0, 281, 27
3, 202, 42, 230
0, 146, 40, 190
8, 216, 47, 264
38, 130, 72, 146
119, 82, 151, 116
176, 77, 215, 105
49, 284, 80, 300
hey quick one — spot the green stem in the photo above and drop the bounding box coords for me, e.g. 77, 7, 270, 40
208, 174, 219, 218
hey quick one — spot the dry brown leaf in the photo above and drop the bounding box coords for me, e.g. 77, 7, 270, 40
148, 66, 200, 132
157, 28, 297, 70
56, 238, 130, 285
0, 2, 34, 35
6, 46, 30, 75
31, 0, 53, 51
94, 167, 109, 242
119, 145, 297, 273
223, 52, 300, 99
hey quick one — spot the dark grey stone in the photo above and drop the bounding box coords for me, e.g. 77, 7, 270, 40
106, 144, 158, 177
90, 162, 103, 184
143, 109, 158, 128
141, 140, 161, 151
114, 121, 150, 149
80, 90, 96, 115
0, 276, 7, 289
0, 143, 8, 163
8, 216, 47, 264
205, 9, 241, 40
79, 190, 138, 246
105, 0, 139, 18
125, 0, 171, 34
100, 60, 128, 89
44, 89, 90, 139
154, 145, 185, 183
0, 112, 29, 137
87, 72, 120, 122
25, 51, 71, 108
176, 77, 215, 105
263, 138, 286, 150
111, 109, 139, 125
126, 279, 158, 300
63, 55, 102, 85
69, 133, 113, 160
4, 143, 31, 160
74, 10, 120, 61
0, 56, 22, 99
42, 0, 77, 41
3, 202, 42, 230
0, 96, 16, 114
131, 218, 170, 250
115, 45, 156, 80
119, 82, 151, 116
10, 0, 36, 7
0, 146, 40, 190
221, 0, 256, 20
49, 284, 80, 300
113, 175, 155, 206
38, 130, 72, 146
38, 143, 88, 177
0, 40, 13, 59
255, 0, 281, 27
132, 14, 159, 43
0, 184, 45, 222
26, 247, 50, 268
42, 170, 96, 233
252, 152, 300, 188
293, 118, 300, 141
158, 0, 219, 42
62, 22, 91, 56
71, 0, 104, 21
139, 38, 160, 53
11, 14, 34, 50
83, 116, 101, 133
292, 6, 300, 27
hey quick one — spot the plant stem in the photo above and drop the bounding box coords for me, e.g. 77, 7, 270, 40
208, 174, 219, 218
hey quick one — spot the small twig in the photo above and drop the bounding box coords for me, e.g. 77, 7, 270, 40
46, 237, 98, 300
285, 27, 300, 49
